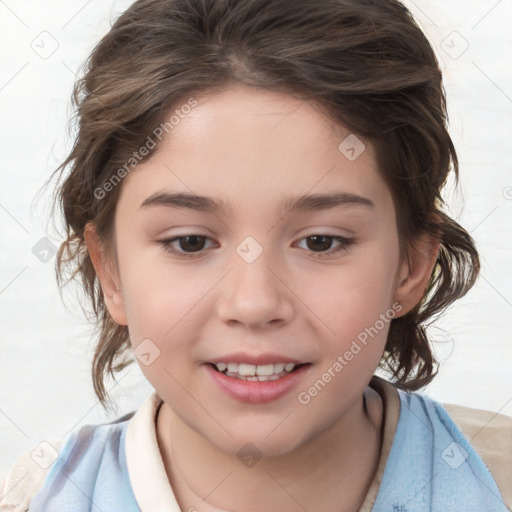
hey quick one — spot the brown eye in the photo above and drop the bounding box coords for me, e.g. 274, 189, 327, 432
159, 235, 214, 257
175, 235, 207, 252
297, 235, 355, 257
158, 233, 355, 259
305, 235, 334, 252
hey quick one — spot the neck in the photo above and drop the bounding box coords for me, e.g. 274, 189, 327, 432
156, 386, 383, 512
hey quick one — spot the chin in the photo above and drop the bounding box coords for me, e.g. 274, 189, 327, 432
204, 425, 309, 460
231, 440, 300, 461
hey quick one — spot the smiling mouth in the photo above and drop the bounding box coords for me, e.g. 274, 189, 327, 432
208, 362, 310, 381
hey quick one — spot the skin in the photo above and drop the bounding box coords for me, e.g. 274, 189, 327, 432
85, 83, 439, 512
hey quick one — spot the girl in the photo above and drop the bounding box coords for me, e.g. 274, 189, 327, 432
1, 0, 511, 510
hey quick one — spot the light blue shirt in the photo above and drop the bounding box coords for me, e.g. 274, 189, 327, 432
29, 389, 508, 511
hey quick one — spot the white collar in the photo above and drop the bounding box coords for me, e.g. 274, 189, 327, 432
125, 391, 181, 511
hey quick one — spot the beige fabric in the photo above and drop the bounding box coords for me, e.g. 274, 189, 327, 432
358, 375, 401, 511
359, 378, 512, 510
0, 438, 63, 512
1, 378, 510, 511
443, 402, 512, 508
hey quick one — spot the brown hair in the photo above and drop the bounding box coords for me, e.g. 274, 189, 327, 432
46, 0, 479, 412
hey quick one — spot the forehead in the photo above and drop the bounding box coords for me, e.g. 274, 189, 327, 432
117, 84, 393, 218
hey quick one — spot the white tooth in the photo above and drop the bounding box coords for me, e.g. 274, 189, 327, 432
238, 363, 256, 376
216, 362, 227, 372
257, 375, 272, 381
268, 375, 280, 380
256, 364, 274, 376
273, 363, 285, 373
246, 376, 259, 381
284, 363, 296, 372
227, 363, 239, 373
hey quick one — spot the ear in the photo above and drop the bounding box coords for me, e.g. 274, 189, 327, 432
84, 223, 128, 326
393, 232, 441, 316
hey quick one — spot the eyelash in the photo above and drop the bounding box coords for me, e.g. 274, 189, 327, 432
157, 234, 355, 259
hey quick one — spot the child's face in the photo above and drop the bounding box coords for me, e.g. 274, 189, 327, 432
98, 84, 416, 456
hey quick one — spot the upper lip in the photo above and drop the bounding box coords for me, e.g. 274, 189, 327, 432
206, 352, 307, 366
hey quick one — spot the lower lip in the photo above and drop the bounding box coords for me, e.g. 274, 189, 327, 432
204, 363, 311, 404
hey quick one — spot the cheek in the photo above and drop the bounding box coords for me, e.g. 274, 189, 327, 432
303, 239, 400, 363
120, 268, 206, 396
118, 241, 211, 339
317, 252, 398, 327
119, 255, 223, 388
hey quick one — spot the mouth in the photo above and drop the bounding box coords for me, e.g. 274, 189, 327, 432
204, 360, 312, 404
207, 362, 310, 382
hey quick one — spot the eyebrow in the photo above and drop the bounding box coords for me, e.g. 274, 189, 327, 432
139, 191, 375, 214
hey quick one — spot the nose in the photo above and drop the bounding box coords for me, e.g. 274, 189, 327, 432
216, 246, 295, 329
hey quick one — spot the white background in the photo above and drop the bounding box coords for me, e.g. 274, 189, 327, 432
0, 0, 511, 474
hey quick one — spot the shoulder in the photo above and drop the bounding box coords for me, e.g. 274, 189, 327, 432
0, 438, 64, 512
0, 411, 135, 511
399, 389, 512, 508
373, 386, 510, 510
442, 401, 512, 507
